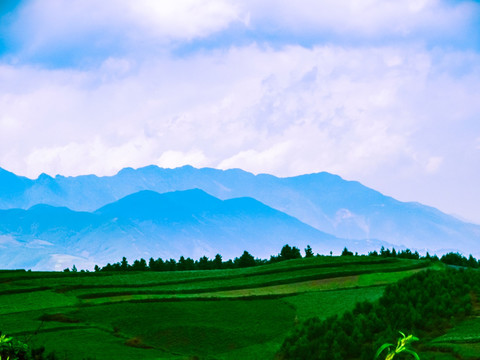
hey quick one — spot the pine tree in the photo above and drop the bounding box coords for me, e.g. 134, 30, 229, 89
305, 245, 314, 258
120, 257, 129, 271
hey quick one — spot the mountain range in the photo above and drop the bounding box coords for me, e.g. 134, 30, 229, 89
0, 165, 479, 270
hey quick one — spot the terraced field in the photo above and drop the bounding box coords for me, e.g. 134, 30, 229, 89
428, 316, 480, 359
0, 256, 430, 359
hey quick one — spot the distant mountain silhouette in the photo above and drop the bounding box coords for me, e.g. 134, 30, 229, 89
0, 165, 479, 264
0, 189, 389, 270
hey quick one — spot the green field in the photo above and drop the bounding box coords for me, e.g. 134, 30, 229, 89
0, 257, 431, 359
425, 316, 480, 359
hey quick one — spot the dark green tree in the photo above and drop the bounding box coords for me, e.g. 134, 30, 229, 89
132, 258, 147, 271
120, 257, 129, 271
165, 259, 177, 271
213, 254, 223, 269
148, 257, 156, 270
380, 246, 391, 257
468, 254, 479, 268
304, 245, 314, 258
197, 256, 210, 270
235, 251, 256, 268
177, 256, 188, 271
280, 244, 302, 260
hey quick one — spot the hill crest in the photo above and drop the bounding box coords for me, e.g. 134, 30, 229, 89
0, 165, 479, 260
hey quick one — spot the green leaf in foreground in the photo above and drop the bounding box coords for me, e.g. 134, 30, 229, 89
375, 331, 420, 360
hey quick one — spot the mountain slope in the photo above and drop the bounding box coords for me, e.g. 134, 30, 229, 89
0, 168, 33, 204
0, 165, 479, 256
0, 189, 384, 270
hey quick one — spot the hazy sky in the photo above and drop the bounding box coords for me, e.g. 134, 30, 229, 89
1, 0, 480, 223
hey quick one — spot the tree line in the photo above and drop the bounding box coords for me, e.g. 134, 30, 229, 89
63, 244, 308, 272
343, 245, 480, 268
65, 244, 480, 272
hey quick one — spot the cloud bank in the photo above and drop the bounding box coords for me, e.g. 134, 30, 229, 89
1, 0, 480, 223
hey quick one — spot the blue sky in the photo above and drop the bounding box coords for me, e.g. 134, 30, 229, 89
1, 0, 480, 224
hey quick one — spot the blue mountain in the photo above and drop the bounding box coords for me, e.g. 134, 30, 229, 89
0, 168, 32, 201
0, 165, 479, 258
0, 189, 386, 270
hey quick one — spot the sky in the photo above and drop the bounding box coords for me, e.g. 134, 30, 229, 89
0, 0, 480, 223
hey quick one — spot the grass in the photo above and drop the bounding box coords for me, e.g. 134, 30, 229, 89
70, 299, 295, 358
0, 290, 78, 315
432, 317, 480, 343
284, 286, 386, 321
424, 317, 480, 360
0, 256, 432, 359
28, 328, 176, 360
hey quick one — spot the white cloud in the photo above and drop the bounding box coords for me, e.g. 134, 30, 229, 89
0, 235, 20, 247
0, 43, 478, 183
129, 0, 242, 40
425, 156, 444, 174
45, 254, 95, 272
0, 115, 20, 134
218, 142, 293, 174
8, 0, 242, 62
157, 150, 208, 169
27, 239, 54, 248
241, 0, 478, 40
3, 0, 477, 69
24, 137, 161, 176
1, 0, 480, 222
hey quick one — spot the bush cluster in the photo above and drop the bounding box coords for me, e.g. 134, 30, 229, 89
0, 335, 57, 360
77, 244, 306, 272
66, 243, 480, 273
278, 267, 479, 360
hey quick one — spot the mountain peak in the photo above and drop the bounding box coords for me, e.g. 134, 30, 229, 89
95, 188, 222, 220
37, 173, 54, 181
0, 167, 32, 195
0, 164, 478, 258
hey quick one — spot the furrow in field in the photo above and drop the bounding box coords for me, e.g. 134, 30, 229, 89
79, 268, 423, 305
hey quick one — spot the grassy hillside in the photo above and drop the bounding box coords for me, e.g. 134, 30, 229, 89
0, 256, 429, 359
279, 264, 480, 360
427, 314, 480, 359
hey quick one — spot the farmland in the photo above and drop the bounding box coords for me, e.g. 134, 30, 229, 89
279, 263, 480, 360
428, 316, 480, 359
0, 256, 429, 359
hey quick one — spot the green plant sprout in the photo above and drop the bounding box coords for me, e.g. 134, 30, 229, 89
0, 334, 11, 360
0, 334, 13, 360
375, 331, 420, 360
0, 335, 12, 344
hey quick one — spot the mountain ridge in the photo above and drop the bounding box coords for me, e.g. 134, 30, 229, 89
0, 188, 389, 270
0, 165, 479, 261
